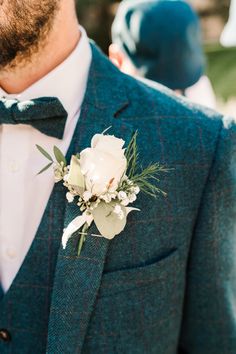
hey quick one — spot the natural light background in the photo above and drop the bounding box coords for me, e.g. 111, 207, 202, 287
77, 0, 236, 116
190, 0, 236, 116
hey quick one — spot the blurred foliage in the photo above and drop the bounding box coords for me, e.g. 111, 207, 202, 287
206, 45, 236, 100
76, 0, 119, 52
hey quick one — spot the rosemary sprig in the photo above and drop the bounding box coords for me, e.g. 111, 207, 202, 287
125, 132, 168, 198
125, 131, 139, 179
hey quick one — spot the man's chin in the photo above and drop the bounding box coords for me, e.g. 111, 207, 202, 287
0, 0, 60, 71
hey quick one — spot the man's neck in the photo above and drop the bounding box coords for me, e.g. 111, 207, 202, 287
0, 2, 80, 94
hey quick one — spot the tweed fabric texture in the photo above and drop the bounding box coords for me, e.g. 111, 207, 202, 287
0, 43, 235, 354
0, 181, 66, 354
47, 45, 236, 354
0, 108, 77, 354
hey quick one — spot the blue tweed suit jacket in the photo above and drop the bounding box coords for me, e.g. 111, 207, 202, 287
47, 44, 236, 354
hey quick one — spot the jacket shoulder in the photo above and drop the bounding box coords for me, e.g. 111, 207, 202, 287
123, 72, 222, 125
118, 72, 226, 149
112, 70, 234, 170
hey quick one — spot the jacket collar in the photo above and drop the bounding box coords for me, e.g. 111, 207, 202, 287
47, 43, 130, 354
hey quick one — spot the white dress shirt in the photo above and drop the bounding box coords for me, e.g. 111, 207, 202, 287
0, 27, 92, 293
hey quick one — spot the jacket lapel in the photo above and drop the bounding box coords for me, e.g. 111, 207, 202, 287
0, 284, 4, 301
47, 43, 130, 354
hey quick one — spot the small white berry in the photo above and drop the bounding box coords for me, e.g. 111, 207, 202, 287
121, 198, 130, 206
133, 186, 140, 194
118, 191, 127, 200
129, 194, 137, 203
83, 191, 92, 202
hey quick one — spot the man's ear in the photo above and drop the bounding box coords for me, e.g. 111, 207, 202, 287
109, 44, 125, 69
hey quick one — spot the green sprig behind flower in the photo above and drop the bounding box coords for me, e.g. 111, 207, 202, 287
125, 131, 168, 198
125, 131, 139, 179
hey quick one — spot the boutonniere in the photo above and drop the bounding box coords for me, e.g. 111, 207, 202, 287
37, 131, 167, 255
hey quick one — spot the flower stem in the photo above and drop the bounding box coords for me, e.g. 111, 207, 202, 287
78, 223, 89, 256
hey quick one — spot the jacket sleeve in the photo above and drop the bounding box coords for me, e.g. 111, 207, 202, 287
179, 117, 236, 354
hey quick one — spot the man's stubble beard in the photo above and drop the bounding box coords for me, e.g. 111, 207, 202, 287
0, 0, 60, 71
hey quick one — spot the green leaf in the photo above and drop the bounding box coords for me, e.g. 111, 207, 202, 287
37, 162, 53, 175
67, 155, 85, 192
92, 202, 127, 239
36, 145, 53, 162
131, 162, 169, 198
53, 146, 67, 166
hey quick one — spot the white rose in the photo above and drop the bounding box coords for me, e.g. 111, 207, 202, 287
80, 134, 127, 196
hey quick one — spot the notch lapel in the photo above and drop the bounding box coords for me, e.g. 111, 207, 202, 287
47, 44, 130, 354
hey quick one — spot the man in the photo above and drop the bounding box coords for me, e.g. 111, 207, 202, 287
0, 1, 235, 353
110, 0, 216, 109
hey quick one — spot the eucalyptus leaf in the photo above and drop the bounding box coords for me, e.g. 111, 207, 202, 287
53, 146, 67, 166
92, 202, 127, 239
36, 145, 53, 162
67, 155, 85, 193
37, 162, 53, 175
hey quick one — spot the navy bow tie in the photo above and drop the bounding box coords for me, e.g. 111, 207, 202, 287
0, 97, 68, 139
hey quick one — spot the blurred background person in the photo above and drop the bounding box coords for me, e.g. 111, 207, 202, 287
220, 0, 236, 47
109, 0, 216, 109
76, 0, 236, 117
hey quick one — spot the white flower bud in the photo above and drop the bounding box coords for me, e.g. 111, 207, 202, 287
66, 192, 74, 203
113, 205, 122, 213
133, 186, 140, 195
113, 204, 124, 220
121, 198, 130, 206
63, 174, 69, 182
118, 191, 127, 200
129, 194, 137, 203
110, 193, 117, 200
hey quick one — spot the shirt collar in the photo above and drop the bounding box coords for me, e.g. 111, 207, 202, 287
0, 26, 92, 117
